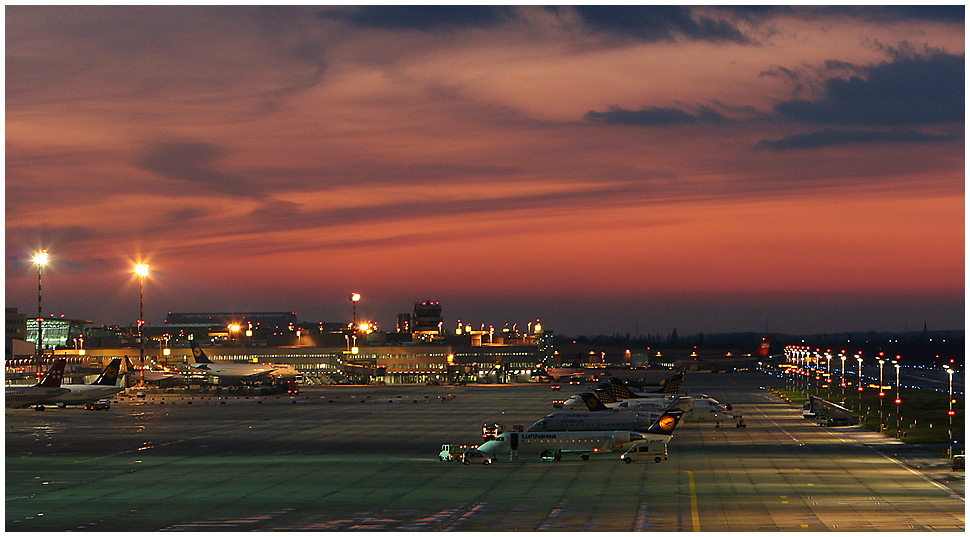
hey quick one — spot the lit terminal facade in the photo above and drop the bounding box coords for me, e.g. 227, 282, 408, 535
43, 342, 547, 385
7, 305, 557, 385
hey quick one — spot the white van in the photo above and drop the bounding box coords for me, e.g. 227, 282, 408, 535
620, 439, 668, 464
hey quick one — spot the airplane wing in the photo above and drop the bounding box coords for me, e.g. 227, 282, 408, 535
243, 368, 277, 379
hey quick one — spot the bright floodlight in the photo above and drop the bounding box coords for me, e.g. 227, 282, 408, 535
351, 292, 361, 302
134, 263, 150, 277
33, 251, 49, 266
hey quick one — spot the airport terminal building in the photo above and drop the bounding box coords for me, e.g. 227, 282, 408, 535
7, 306, 554, 385
42, 343, 545, 385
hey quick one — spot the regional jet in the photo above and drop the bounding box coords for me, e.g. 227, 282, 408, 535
35, 358, 126, 407
185, 341, 277, 383
527, 396, 692, 433
478, 402, 687, 461
5, 359, 69, 408
125, 356, 181, 386
577, 385, 736, 423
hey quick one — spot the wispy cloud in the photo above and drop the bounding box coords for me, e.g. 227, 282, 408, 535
5, 6, 964, 332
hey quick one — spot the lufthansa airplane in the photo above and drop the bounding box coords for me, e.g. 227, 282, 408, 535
184, 341, 278, 383
477, 402, 687, 461
526, 396, 693, 433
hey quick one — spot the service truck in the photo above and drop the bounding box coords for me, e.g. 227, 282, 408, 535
619, 438, 669, 464
439, 444, 477, 462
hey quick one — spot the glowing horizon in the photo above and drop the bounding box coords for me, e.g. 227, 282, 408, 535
5, 6, 964, 335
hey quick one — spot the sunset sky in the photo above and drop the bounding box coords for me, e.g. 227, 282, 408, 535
5, 6, 965, 336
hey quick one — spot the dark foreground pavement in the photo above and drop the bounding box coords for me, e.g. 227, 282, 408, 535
6, 373, 965, 531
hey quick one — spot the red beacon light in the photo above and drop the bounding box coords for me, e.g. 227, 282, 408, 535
894, 398, 902, 405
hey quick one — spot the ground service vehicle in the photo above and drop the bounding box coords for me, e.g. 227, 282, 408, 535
439, 444, 475, 461
84, 400, 111, 411
459, 450, 493, 465
482, 423, 503, 441
620, 439, 668, 463
952, 454, 965, 471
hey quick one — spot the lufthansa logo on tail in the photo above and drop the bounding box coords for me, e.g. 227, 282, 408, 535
659, 416, 676, 431
193, 347, 202, 358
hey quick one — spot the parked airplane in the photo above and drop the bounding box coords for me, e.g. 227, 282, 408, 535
527, 397, 692, 433
5, 359, 69, 408
36, 358, 126, 407
571, 383, 737, 424
125, 356, 181, 386
184, 341, 278, 383
478, 402, 687, 461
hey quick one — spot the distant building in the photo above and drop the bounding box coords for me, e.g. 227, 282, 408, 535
396, 313, 411, 333
6, 308, 31, 361
6, 308, 27, 342
413, 301, 442, 338
26, 317, 89, 352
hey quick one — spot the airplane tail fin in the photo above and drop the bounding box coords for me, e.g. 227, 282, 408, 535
758, 335, 772, 357
189, 340, 213, 364
608, 377, 637, 399
594, 388, 618, 404
661, 371, 684, 394
663, 395, 693, 413
36, 359, 67, 388
92, 358, 123, 386
645, 399, 690, 436
578, 392, 611, 412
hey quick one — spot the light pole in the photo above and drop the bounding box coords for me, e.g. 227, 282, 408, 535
947, 367, 955, 457
894, 361, 901, 438
856, 356, 864, 420
351, 292, 361, 332
32, 250, 49, 374
134, 263, 150, 387
826, 354, 832, 399
878, 359, 885, 432
840, 354, 846, 403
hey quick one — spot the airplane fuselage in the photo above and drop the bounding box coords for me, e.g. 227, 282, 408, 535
185, 362, 277, 382
478, 430, 667, 459
527, 411, 664, 433
37, 384, 125, 406
5, 386, 70, 407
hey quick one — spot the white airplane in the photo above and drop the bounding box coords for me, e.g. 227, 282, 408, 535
527, 397, 692, 433
125, 356, 181, 385
566, 391, 735, 423
5, 359, 69, 408
36, 358, 126, 407
478, 404, 686, 461
184, 341, 278, 383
